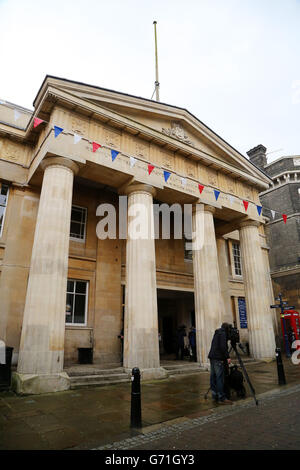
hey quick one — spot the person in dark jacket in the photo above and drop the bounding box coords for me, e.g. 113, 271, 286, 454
118, 328, 124, 364
208, 323, 232, 405
175, 325, 186, 360
188, 326, 197, 362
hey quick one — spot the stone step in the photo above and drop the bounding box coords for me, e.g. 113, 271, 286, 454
69, 373, 131, 389
163, 364, 201, 371
163, 363, 205, 376
66, 367, 125, 377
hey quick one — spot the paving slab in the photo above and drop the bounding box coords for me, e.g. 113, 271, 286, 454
0, 358, 300, 450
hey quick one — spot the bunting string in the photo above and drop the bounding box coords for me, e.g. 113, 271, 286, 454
4, 111, 289, 225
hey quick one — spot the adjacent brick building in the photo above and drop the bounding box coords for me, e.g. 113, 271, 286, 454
247, 145, 300, 312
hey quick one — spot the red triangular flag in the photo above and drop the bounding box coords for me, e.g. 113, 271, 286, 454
243, 200, 249, 211
148, 164, 155, 175
92, 142, 101, 153
198, 184, 204, 194
33, 117, 44, 128
282, 214, 287, 224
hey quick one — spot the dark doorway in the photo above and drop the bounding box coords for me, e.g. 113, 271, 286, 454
162, 316, 174, 354
157, 289, 195, 360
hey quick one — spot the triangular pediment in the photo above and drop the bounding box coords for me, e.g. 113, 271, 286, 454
34, 76, 271, 189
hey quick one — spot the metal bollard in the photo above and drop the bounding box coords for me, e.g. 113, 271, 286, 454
130, 367, 142, 428
275, 347, 286, 385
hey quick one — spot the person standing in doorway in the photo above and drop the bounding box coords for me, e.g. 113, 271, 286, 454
118, 328, 124, 365
175, 325, 186, 360
189, 326, 197, 362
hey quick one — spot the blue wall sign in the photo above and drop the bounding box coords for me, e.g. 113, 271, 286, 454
238, 297, 248, 329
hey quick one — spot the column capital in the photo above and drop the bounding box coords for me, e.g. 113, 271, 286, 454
239, 218, 261, 229
123, 183, 156, 198
203, 204, 216, 215
192, 203, 216, 215
40, 157, 79, 175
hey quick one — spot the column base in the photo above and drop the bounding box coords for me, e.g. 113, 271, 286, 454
12, 372, 70, 395
125, 367, 168, 381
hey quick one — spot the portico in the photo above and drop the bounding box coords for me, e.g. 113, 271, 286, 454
0, 76, 276, 394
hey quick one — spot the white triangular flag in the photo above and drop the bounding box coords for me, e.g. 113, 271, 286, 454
14, 109, 21, 121
271, 209, 276, 219
73, 134, 82, 144
130, 156, 136, 168
181, 177, 187, 187
228, 195, 234, 205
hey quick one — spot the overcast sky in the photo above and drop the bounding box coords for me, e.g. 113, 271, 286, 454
0, 0, 299, 162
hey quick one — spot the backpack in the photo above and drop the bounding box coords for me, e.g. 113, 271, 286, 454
229, 365, 246, 398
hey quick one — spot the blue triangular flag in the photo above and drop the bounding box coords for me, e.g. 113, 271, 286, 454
257, 205, 262, 216
54, 126, 63, 138
111, 150, 119, 161
214, 190, 220, 201
164, 171, 171, 182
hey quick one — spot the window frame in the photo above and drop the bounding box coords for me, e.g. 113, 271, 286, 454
65, 279, 89, 327
0, 183, 9, 238
69, 205, 87, 243
232, 242, 242, 277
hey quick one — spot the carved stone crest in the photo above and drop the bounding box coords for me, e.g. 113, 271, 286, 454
244, 183, 253, 200
162, 122, 193, 146
187, 162, 196, 178
206, 167, 218, 187
3, 140, 22, 162
135, 140, 149, 159
226, 175, 236, 194
160, 150, 174, 169
105, 129, 121, 148
71, 116, 88, 136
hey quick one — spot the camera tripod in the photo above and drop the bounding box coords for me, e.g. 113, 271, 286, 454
204, 341, 258, 406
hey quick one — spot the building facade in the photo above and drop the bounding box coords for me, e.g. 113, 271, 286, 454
247, 145, 300, 313
0, 76, 276, 394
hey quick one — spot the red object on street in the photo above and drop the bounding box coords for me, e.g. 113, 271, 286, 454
280, 310, 300, 350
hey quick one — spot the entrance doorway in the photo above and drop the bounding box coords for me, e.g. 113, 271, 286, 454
157, 289, 195, 360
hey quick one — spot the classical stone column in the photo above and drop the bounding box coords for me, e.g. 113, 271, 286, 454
192, 204, 222, 367
13, 157, 79, 394
123, 183, 167, 380
239, 220, 276, 360
216, 237, 233, 324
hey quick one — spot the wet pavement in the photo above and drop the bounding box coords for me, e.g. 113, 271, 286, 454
1, 358, 300, 450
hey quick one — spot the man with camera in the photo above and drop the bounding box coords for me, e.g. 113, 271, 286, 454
208, 322, 233, 405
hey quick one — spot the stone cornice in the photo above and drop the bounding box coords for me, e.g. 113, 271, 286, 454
27, 77, 272, 189
48, 87, 270, 188
37, 77, 272, 183
1, 78, 272, 192
271, 265, 300, 278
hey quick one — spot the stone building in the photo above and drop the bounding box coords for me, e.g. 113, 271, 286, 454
247, 145, 300, 312
0, 76, 276, 394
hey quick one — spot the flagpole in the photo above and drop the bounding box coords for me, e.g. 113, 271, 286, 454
153, 21, 160, 102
